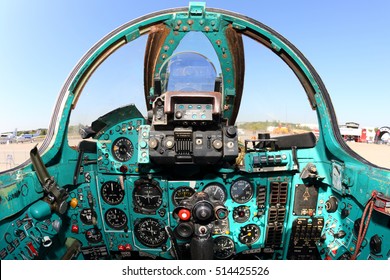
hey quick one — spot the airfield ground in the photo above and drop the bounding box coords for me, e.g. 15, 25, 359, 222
0, 139, 389, 173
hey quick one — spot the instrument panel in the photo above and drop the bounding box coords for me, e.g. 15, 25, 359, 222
2, 113, 389, 261
92, 174, 292, 259
65, 115, 297, 259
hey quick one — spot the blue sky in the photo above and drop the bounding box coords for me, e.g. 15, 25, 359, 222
0, 0, 389, 132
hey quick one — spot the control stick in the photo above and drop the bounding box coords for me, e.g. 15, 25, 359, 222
173, 192, 228, 259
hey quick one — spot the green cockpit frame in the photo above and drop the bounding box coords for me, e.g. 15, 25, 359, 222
1, 2, 388, 242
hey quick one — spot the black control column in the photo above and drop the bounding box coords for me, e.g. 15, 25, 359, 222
173, 192, 228, 259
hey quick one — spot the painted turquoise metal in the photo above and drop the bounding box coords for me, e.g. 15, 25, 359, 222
0, 2, 388, 260
32, 2, 390, 208
29, 200, 52, 221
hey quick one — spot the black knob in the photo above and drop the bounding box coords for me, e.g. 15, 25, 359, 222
226, 126, 237, 138
192, 201, 214, 224
14, 229, 23, 237
325, 196, 339, 213
370, 234, 382, 254
341, 208, 350, 218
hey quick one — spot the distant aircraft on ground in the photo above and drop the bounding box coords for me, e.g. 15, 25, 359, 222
16, 129, 42, 143
0, 129, 17, 144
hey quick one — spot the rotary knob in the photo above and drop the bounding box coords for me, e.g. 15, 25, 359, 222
192, 201, 214, 224
212, 139, 223, 150
175, 111, 183, 119
325, 196, 339, 213
149, 138, 158, 149
226, 126, 237, 138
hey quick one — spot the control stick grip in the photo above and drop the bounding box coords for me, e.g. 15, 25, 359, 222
190, 234, 214, 260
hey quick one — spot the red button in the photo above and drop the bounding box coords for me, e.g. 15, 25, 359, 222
119, 165, 128, 173
118, 245, 125, 251
71, 224, 79, 233
26, 242, 38, 256
178, 209, 191, 221
125, 244, 132, 251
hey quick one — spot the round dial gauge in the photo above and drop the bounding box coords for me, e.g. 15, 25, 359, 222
233, 206, 250, 223
134, 218, 167, 248
214, 236, 235, 259
101, 181, 124, 205
133, 180, 163, 212
203, 183, 227, 202
80, 208, 94, 225
104, 208, 128, 230
239, 224, 260, 245
112, 137, 134, 162
85, 228, 103, 244
230, 179, 254, 204
172, 186, 195, 206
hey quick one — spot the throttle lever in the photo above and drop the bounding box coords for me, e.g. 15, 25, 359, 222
73, 140, 97, 185
30, 146, 68, 215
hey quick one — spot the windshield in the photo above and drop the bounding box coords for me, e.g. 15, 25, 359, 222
160, 52, 217, 92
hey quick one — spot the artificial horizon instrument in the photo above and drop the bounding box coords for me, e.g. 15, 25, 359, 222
0, 3, 389, 260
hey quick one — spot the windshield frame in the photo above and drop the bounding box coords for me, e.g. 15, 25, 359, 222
1, 5, 386, 174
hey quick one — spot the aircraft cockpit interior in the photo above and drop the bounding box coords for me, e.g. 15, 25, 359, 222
0, 3, 389, 261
